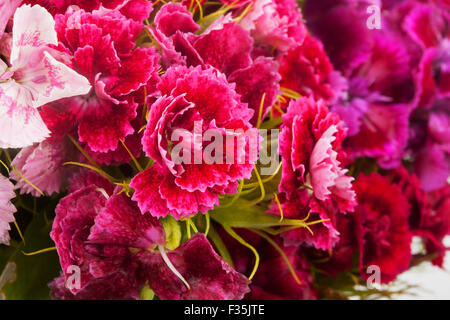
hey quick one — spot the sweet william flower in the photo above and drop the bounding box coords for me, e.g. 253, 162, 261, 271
25, 0, 153, 22
9, 136, 79, 196
51, 172, 250, 300
354, 173, 412, 284
50, 7, 160, 152
0, 174, 16, 245
279, 34, 338, 103
415, 184, 450, 267
274, 97, 356, 250
137, 233, 250, 300
0, 4, 91, 149
240, 0, 306, 55
149, 4, 281, 126
279, 97, 356, 211
131, 66, 260, 219
247, 238, 317, 300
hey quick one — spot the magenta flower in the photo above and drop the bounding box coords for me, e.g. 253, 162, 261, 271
0, 4, 91, 148
248, 239, 317, 300
51, 172, 250, 300
0, 174, 16, 245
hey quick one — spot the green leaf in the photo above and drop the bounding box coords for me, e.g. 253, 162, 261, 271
1, 213, 59, 300
210, 199, 307, 229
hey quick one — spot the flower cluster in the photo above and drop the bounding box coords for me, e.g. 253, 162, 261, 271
0, 0, 448, 300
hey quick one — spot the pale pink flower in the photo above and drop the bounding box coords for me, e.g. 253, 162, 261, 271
0, 174, 16, 245
10, 136, 77, 196
0, 4, 91, 148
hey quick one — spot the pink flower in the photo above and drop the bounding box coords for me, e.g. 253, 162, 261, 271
131, 66, 260, 219
274, 97, 356, 250
0, 4, 91, 149
10, 136, 78, 196
50, 183, 152, 299
50, 7, 160, 152
409, 98, 449, 191
0, 174, 16, 245
279, 34, 337, 103
240, 0, 306, 54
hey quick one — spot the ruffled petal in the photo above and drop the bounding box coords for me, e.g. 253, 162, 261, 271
11, 4, 58, 67
0, 80, 50, 148
0, 174, 16, 245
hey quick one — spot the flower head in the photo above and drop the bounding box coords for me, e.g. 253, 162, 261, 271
354, 173, 412, 284
0, 4, 91, 148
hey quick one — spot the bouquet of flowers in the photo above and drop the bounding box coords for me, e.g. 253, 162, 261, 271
0, 0, 448, 300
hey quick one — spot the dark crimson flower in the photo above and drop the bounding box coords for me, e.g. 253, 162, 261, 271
354, 173, 412, 283
247, 238, 318, 300
10, 136, 79, 196
50, 184, 147, 299
138, 233, 250, 300
270, 97, 356, 250
149, 4, 281, 126
389, 166, 430, 230
315, 214, 357, 277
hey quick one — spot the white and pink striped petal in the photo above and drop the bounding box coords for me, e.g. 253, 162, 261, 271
10, 4, 57, 67
0, 174, 16, 245
0, 80, 50, 148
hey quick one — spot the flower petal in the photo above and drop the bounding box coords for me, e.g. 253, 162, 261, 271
11, 4, 58, 67
0, 80, 50, 148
